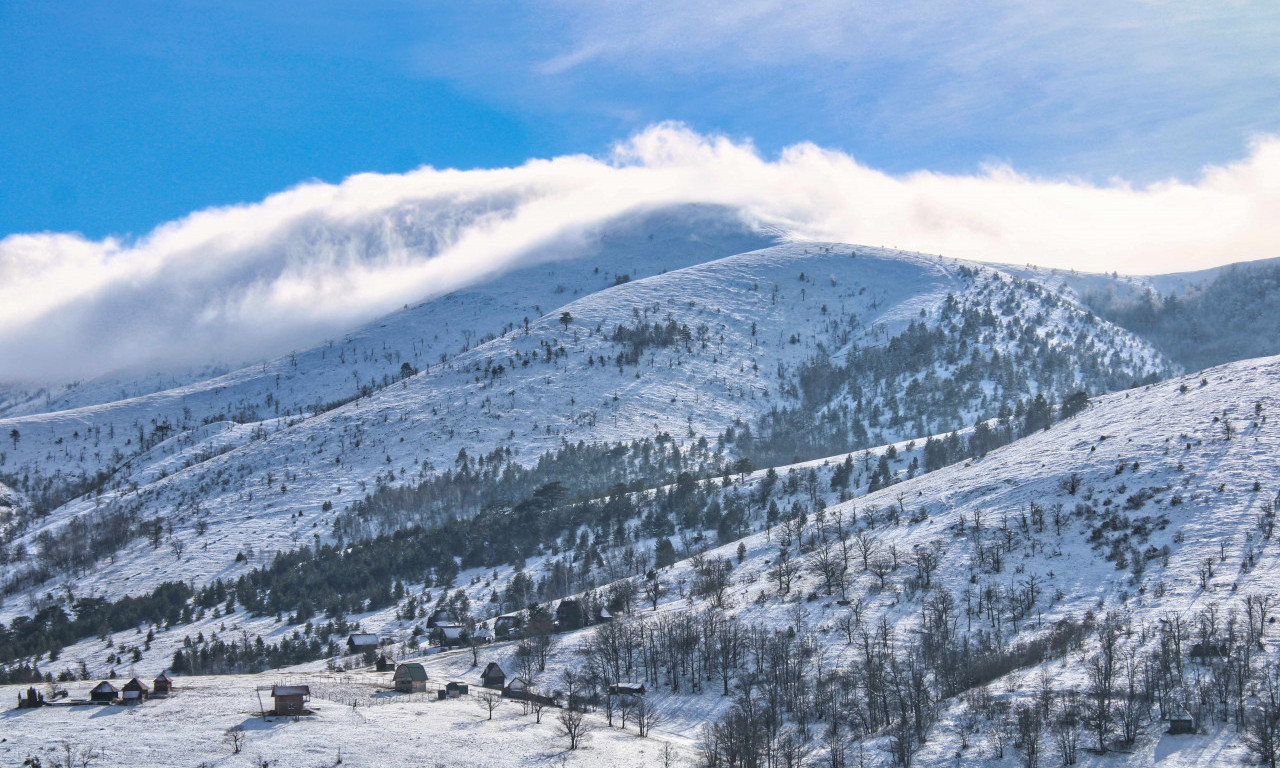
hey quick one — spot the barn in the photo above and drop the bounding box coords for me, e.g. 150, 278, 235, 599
152, 671, 174, 695
394, 663, 429, 693
89, 681, 119, 704
121, 677, 150, 704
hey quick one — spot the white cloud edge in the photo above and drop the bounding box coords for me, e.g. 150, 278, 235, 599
3, 123, 1279, 382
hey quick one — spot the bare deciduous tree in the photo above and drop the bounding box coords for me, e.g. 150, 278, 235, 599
558, 708, 593, 750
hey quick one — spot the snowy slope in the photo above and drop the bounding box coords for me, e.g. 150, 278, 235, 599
0, 241, 1167, 614
6, 354, 1278, 768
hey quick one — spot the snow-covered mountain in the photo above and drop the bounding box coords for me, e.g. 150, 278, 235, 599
0, 233, 1166, 611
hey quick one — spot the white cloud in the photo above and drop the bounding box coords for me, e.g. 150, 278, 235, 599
3, 124, 1280, 382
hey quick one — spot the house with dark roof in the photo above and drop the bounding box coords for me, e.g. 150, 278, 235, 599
554, 599, 586, 630
121, 677, 150, 704
152, 671, 174, 695
480, 662, 506, 690
89, 681, 119, 704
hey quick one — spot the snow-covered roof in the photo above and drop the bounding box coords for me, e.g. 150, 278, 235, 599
271, 685, 310, 697
348, 633, 378, 645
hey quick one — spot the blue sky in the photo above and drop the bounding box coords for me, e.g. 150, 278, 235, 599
1, 1, 1278, 239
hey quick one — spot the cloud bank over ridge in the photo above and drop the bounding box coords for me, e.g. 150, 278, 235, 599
3, 124, 1279, 382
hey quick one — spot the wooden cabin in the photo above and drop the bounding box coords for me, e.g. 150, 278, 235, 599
346, 633, 379, 654
480, 662, 506, 690
152, 671, 174, 695
375, 654, 395, 672
121, 677, 150, 704
90, 681, 119, 704
431, 624, 466, 648
554, 599, 586, 630
1167, 704, 1196, 735
270, 684, 310, 716
393, 663, 429, 693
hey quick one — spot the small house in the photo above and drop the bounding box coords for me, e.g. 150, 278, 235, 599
481, 662, 506, 689
152, 671, 174, 695
427, 608, 458, 628
554, 599, 586, 630
375, 654, 395, 672
432, 624, 467, 648
89, 681, 119, 704
446, 681, 469, 697
473, 626, 494, 644
494, 614, 524, 640
1167, 704, 1196, 735
505, 677, 529, 696
393, 663, 429, 693
595, 606, 614, 622
121, 677, 150, 704
347, 633, 379, 654
271, 684, 311, 716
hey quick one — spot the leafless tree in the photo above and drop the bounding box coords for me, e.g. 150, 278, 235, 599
558, 707, 593, 750
853, 531, 879, 571
633, 697, 664, 737
644, 576, 665, 611
527, 689, 550, 723
224, 725, 247, 754
476, 689, 503, 721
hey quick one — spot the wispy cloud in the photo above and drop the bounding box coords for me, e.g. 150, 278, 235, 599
423, 0, 1280, 179
4, 124, 1280, 381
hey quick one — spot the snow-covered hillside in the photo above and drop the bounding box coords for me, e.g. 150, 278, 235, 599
5, 353, 1278, 768
0, 238, 1166, 614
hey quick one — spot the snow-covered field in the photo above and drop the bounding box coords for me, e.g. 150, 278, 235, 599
1, 671, 696, 768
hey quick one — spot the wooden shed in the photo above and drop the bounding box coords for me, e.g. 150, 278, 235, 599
121, 677, 150, 704
393, 663, 429, 693
271, 684, 311, 716
445, 681, 469, 697
480, 662, 506, 690
375, 654, 395, 672
89, 681, 119, 704
346, 633, 379, 654
152, 671, 174, 695
1167, 704, 1196, 735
